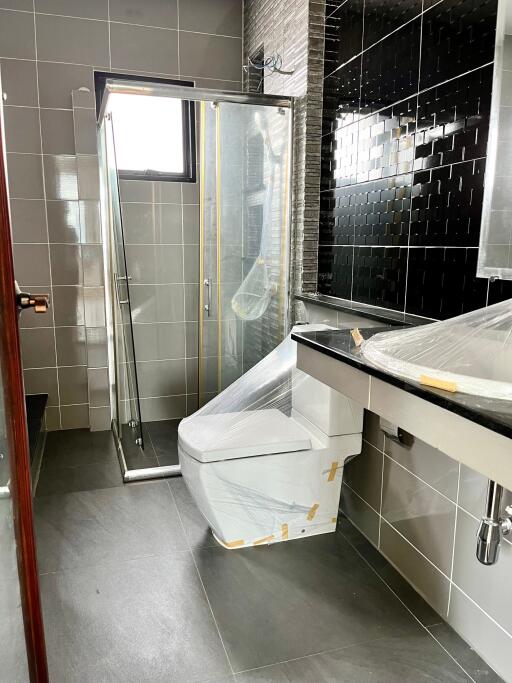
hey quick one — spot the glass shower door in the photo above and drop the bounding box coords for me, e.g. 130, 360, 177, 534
199, 100, 291, 406
103, 115, 144, 451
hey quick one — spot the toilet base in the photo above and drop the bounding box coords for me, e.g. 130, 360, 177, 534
212, 518, 338, 550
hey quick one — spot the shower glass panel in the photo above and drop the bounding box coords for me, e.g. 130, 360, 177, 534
199, 101, 291, 406
98, 78, 292, 481
103, 116, 144, 452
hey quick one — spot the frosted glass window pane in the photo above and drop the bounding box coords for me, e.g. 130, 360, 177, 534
107, 93, 184, 174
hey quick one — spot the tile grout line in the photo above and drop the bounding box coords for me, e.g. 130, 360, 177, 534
31, 0, 62, 429
165, 479, 236, 677
447, 462, 461, 617
338, 525, 478, 683
402, 0, 425, 317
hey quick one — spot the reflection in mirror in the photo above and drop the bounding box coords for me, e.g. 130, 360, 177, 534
478, 0, 512, 278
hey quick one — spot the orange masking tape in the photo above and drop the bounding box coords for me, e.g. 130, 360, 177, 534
307, 503, 319, 520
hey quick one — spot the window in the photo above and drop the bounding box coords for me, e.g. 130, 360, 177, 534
95, 72, 196, 183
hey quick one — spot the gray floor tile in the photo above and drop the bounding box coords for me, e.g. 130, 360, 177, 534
40, 552, 232, 683
169, 477, 217, 550
42, 428, 117, 467
337, 516, 441, 627
194, 532, 424, 673
35, 454, 123, 496
35, 481, 187, 573
146, 418, 180, 466
428, 623, 504, 683
234, 633, 472, 682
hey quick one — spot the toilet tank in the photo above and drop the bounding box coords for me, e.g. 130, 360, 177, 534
292, 371, 364, 436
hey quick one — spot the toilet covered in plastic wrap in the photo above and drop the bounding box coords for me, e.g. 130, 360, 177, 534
178, 326, 364, 549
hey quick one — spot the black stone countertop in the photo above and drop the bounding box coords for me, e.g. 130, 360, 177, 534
292, 326, 512, 441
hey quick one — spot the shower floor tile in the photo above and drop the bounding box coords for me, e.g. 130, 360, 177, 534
146, 418, 180, 466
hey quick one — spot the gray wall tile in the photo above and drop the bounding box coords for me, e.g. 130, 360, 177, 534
79, 201, 102, 243
340, 483, 380, 547
343, 439, 383, 511
2, 0, 241, 429
24, 367, 59, 405
362, 410, 384, 450
7, 153, 44, 199
458, 465, 492, 519
13, 243, 51, 285
179, 0, 242, 37
50, 244, 83, 285
121, 202, 182, 244
0, 9, 36, 59
82, 245, 104, 286
110, 23, 178, 73
381, 457, 456, 576
35, 0, 108, 19
380, 521, 450, 618
139, 395, 186, 421
77, 155, 100, 200
60, 403, 89, 429
84, 287, 106, 327
136, 359, 186, 397
58, 364, 88, 404
86, 327, 108, 368
0, 58, 38, 106
20, 327, 56, 369
44, 406, 61, 431
40, 109, 76, 155
0, 0, 32, 10
10, 199, 47, 243
52, 286, 85, 326
132, 322, 186, 361
384, 434, 459, 502
453, 509, 512, 636
3, 106, 41, 153
43, 155, 78, 200
89, 406, 111, 431
37, 62, 94, 109
35, 14, 109, 66
109, 0, 177, 28
55, 326, 87, 366
182, 204, 199, 244
88, 367, 110, 407
73, 108, 97, 155
179, 32, 242, 80
47, 200, 81, 243
447, 586, 512, 683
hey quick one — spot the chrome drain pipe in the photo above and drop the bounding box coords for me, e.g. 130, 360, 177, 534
476, 480, 512, 565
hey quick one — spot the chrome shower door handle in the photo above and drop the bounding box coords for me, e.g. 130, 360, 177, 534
204, 278, 212, 316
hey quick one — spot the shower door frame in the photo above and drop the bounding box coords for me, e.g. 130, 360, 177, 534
98, 79, 294, 482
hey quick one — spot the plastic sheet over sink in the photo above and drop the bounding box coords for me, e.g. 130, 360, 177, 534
361, 299, 512, 400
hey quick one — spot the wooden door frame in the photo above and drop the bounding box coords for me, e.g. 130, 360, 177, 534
0, 107, 49, 680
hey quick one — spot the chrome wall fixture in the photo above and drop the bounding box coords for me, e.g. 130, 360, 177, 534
476, 480, 512, 565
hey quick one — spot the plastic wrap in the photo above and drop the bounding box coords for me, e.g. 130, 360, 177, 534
361, 299, 512, 399
178, 326, 364, 549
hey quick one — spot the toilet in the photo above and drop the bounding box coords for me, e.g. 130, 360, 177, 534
178, 332, 364, 549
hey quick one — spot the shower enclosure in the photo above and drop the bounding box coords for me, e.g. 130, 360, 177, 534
98, 80, 292, 481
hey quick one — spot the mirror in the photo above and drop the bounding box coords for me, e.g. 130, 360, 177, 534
478, 0, 512, 279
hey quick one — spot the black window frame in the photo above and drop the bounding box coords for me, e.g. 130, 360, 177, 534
94, 71, 196, 184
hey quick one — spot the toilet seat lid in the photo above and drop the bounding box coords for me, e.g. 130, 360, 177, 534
178, 409, 312, 463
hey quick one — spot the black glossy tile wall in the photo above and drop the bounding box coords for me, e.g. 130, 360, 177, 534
352, 246, 407, 311
405, 248, 487, 318
319, 0, 501, 319
360, 17, 421, 115
420, 0, 497, 91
